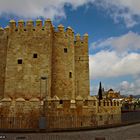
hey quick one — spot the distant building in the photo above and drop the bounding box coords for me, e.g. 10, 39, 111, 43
102, 89, 121, 100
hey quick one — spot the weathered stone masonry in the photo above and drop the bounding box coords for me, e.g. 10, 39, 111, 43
0, 20, 121, 129
0, 19, 89, 100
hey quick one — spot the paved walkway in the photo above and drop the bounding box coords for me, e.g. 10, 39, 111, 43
0, 123, 140, 140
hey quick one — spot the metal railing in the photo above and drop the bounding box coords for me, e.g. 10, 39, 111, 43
0, 112, 140, 132
121, 111, 140, 124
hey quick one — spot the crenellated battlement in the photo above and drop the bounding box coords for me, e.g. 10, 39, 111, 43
75, 33, 88, 44
0, 27, 4, 35
7, 19, 53, 32
0, 26, 9, 38
4, 19, 53, 35
0, 96, 121, 108
57, 24, 64, 32
0, 19, 88, 43
4, 26, 10, 33
0, 96, 121, 118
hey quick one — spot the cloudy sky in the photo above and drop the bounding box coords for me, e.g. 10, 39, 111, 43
0, 0, 140, 95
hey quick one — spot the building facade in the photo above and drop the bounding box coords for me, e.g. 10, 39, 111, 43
0, 20, 121, 129
0, 19, 89, 100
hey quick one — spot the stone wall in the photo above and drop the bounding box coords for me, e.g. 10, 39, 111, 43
51, 26, 75, 99
75, 34, 89, 98
0, 96, 122, 129
0, 27, 8, 99
0, 20, 121, 130
4, 20, 53, 99
0, 19, 89, 100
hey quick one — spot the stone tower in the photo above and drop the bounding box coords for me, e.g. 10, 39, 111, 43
51, 26, 75, 99
0, 19, 90, 100
75, 33, 89, 98
3, 19, 53, 99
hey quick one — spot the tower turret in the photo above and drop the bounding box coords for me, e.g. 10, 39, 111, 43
74, 33, 90, 98
51, 24, 75, 99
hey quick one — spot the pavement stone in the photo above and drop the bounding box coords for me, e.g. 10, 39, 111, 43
0, 123, 140, 140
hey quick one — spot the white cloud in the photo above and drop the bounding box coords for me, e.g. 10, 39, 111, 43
120, 81, 134, 90
90, 32, 140, 79
119, 80, 140, 95
94, 0, 140, 27
90, 32, 140, 95
0, 0, 91, 20
93, 31, 140, 53
89, 51, 140, 79
0, 0, 140, 27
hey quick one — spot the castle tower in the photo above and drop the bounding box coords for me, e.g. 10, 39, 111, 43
0, 19, 90, 101
75, 33, 90, 98
4, 19, 53, 99
51, 25, 75, 99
